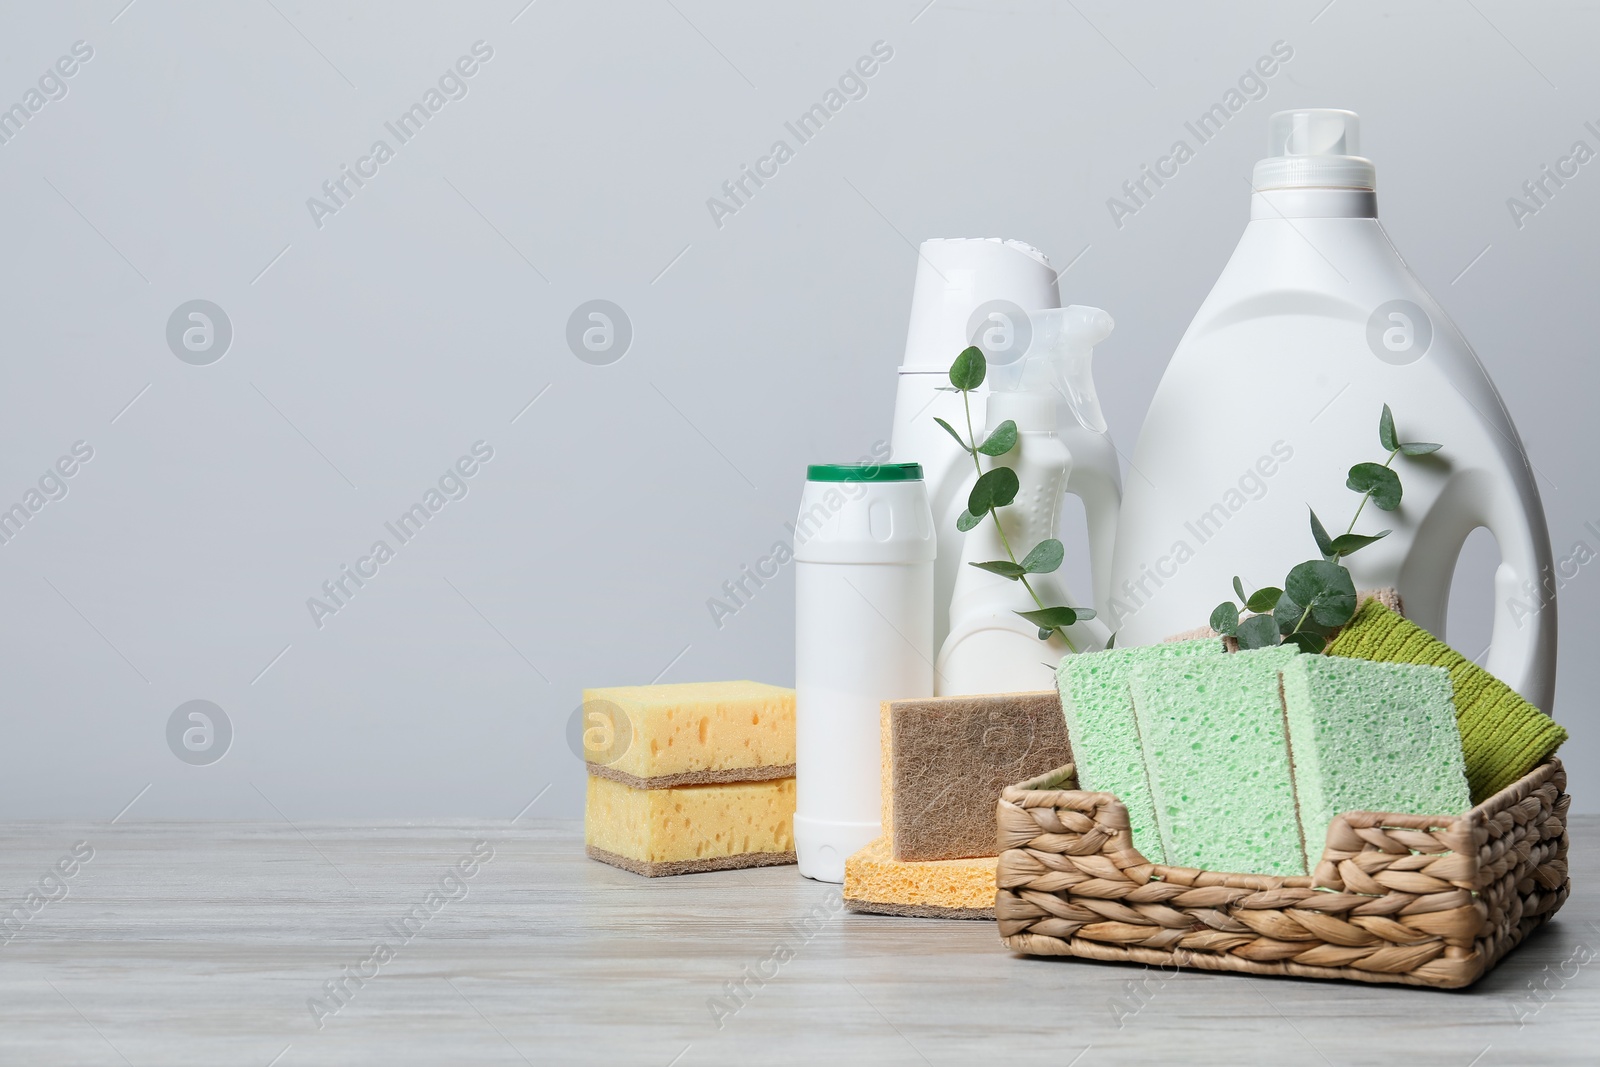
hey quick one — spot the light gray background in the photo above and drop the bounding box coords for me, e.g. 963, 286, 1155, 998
0, 0, 1592, 820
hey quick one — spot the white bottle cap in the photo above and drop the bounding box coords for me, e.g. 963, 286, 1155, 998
1252, 109, 1375, 191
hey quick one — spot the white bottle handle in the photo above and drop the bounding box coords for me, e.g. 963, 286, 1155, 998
1483, 485, 1558, 713
1407, 471, 1557, 714
1061, 429, 1123, 623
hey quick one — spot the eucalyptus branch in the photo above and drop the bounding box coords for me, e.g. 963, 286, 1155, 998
935, 346, 1093, 651
1210, 404, 1442, 654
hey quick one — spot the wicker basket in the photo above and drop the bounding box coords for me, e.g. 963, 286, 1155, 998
996, 757, 1569, 988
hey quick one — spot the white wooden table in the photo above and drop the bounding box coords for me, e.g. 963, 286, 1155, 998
0, 817, 1593, 1065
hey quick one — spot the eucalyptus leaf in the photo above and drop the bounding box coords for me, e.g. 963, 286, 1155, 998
1400, 441, 1442, 456
969, 560, 1025, 579
1347, 462, 1402, 511
1233, 576, 1247, 604
1309, 508, 1335, 560
1285, 559, 1358, 628
933, 417, 971, 454
1236, 613, 1280, 649
1328, 530, 1389, 558
1285, 630, 1327, 654
1379, 404, 1399, 452
949, 346, 986, 391
955, 509, 983, 532
1017, 606, 1079, 630
968, 466, 1020, 515
1038, 628, 1053, 641
1274, 592, 1304, 635
976, 419, 1019, 457
1020, 538, 1065, 574
1210, 602, 1240, 636
1246, 586, 1283, 613
1105, 631, 1117, 650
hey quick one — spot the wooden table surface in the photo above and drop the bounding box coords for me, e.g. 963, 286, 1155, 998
0, 816, 1594, 1066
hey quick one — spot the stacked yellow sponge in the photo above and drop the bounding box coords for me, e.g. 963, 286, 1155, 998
582, 680, 798, 876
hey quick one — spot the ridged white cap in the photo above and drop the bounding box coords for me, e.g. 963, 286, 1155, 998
1252, 109, 1375, 191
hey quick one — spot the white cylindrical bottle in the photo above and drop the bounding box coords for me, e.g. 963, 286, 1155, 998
793, 463, 935, 882
888, 238, 1062, 654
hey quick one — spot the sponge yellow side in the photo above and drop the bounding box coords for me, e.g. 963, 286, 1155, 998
585, 775, 795, 876
582, 680, 795, 785
843, 837, 996, 918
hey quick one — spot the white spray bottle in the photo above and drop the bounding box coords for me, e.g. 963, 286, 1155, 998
1109, 109, 1556, 711
936, 306, 1118, 695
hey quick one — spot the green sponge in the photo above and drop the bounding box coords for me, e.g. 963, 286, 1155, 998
1327, 598, 1566, 802
1055, 639, 1224, 863
1132, 646, 1307, 876
1282, 655, 1470, 850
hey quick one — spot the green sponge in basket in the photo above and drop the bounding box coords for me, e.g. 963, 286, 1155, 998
1131, 646, 1306, 876
1282, 654, 1471, 847
1055, 638, 1224, 864
1327, 598, 1566, 802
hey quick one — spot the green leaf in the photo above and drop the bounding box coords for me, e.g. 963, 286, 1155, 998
1210, 602, 1239, 636
1284, 559, 1358, 628
1328, 530, 1390, 558
1235, 614, 1280, 649
1379, 404, 1399, 452
1400, 441, 1442, 456
969, 560, 1025, 579
955, 509, 983, 533
1020, 538, 1065, 574
1309, 508, 1335, 560
1076, 608, 1096, 621
976, 419, 1018, 457
1274, 591, 1303, 635
1246, 586, 1283, 613
1347, 462, 1402, 511
1038, 628, 1053, 641
1284, 630, 1327, 654
1232, 576, 1247, 604
1016, 606, 1080, 630
1105, 631, 1117, 650
968, 466, 1020, 515
933, 417, 971, 454
949, 346, 986, 391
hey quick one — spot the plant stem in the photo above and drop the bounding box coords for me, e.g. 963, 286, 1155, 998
961, 389, 1078, 653
1334, 446, 1399, 564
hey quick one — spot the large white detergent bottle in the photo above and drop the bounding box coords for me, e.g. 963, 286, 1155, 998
890, 238, 1124, 650
937, 306, 1117, 695
1109, 109, 1556, 711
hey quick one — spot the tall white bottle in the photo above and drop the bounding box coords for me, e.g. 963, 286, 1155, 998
1109, 109, 1556, 711
937, 307, 1116, 695
793, 463, 935, 883
889, 239, 1062, 652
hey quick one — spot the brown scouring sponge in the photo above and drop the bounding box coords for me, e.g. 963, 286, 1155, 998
880, 691, 1071, 862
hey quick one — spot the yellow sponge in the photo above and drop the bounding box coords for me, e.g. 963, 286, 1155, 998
584, 774, 795, 877
843, 837, 996, 918
581, 680, 795, 788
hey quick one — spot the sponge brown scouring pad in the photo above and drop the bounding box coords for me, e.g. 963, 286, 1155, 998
880, 691, 1071, 862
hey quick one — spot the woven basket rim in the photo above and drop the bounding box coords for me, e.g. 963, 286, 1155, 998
999, 756, 1565, 879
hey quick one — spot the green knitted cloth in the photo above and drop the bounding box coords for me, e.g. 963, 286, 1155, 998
1327, 598, 1565, 804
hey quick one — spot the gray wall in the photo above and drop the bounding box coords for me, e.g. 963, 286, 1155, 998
0, 0, 1592, 820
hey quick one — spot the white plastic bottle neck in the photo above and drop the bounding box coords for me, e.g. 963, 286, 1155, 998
1251, 188, 1377, 220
